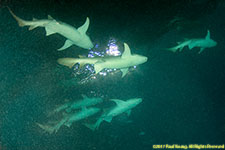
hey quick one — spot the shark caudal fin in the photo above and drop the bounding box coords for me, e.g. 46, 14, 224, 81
8, 7, 27, 27
57, 58, 79, 68
167, 40, 191, 52
167, 43, 185, 52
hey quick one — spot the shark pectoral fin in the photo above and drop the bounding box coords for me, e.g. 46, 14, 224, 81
199, 48, 205, 54
58, 40, 74, 51
85, 117, 103, 131
104, 116, 113, 123
126, 110, 131, 116
29, 25, 38, 30
94, 64, 103, 74
121, 68, 129, 78
121, 43, 132, 59
57, 58, 78, 68
36, 123, 55, 134
78, 17, 90, 34
45, 27, 56, 36
79, 62, 86, 68
188, 44, 194, 50
84, 123, 96, 131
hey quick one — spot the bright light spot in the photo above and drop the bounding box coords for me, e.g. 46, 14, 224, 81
72, 38, 123, 80
99, 72, 107, 76
106, 39, 121, 56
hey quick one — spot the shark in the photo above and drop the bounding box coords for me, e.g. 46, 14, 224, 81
85, 98, 142, 131
58, 43, 148, 77
37, 116, 69, 134
8, 8, 94, 50
37, 107, 100, 134
50, 95, 103, 115
64, 107, 100, 127
168, 30, 217, 54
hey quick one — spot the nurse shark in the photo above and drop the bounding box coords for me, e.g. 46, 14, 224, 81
85, 98, 142, 131
168, 30, 217, 54
37, 107, 100, 134
58, 43, 148, 77
8, 8, 94, 50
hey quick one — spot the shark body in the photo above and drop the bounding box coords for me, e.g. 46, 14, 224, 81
58, 43, 148, 77
85, 98, 142, 131
37, 107, 100, 134
50, 95, 103, 115
8, 8, 94, 50
64, 107, 100, 127
168, 30, 217, 54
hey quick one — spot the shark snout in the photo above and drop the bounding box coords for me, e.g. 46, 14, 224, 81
143, 56, 148, 62
140, 56, 148, 64
212, 41, 217, 47
131, 98, 142, 105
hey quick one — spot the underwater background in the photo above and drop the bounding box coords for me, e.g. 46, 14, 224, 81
0, 0, 225, 149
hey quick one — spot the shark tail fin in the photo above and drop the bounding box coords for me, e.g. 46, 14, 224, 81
57, 58, 79, 68
8, 7, 27, 27
167, 44, 185, 52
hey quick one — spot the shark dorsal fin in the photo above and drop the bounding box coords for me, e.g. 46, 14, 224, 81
48, 15, 54, 20
121, 43, 132, 59
205, 30, 210, 40
78, 17, 90, 34
110, 99, 125, 106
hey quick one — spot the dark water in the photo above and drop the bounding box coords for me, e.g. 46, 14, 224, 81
0, 0, 225, 150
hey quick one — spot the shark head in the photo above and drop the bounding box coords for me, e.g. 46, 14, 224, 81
122, 43, 148, 66
131, 54, 148, 65
207, 39, 217, 48
128, 98, 143, 107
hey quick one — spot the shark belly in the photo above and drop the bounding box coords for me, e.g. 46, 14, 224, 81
45, 22, 81, 42
107, 106, 128, 117
99, 58, 133, 69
